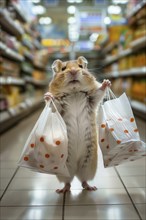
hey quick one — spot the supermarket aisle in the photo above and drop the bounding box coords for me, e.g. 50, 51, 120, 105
0, 110, 146, 220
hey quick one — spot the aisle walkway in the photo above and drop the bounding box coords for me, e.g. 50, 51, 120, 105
0, 110, 146, 220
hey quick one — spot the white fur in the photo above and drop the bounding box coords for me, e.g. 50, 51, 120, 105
56, 89, 105, 183
63, 93, 89, 159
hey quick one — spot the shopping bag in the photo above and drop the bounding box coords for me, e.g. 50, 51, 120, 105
98, 89, 146, 168
18, 99, 70, 177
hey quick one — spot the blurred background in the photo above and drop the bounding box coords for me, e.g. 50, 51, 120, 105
0, 0, 145, 132
0, 2, 146, 219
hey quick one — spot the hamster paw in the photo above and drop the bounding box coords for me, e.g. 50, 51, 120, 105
44, 92, 54, 101
82, 181, 97, 191
100, 79, 111, 91
56, 183, 71, 194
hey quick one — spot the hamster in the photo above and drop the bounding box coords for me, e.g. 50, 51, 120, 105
44, 56, 111, 193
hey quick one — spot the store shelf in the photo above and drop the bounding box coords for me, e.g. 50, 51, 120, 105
12, 2, 27, 23
0, 76, 25, 86
33, 39, 42, 50
0, 2, 48, 134
24, 26, 34, 37
131, 100, 146, 113
33, 64, 47, 71
103, 49, 132, 66
0, 76, 48, 87
103, 54, 118, 66
25, 76, 49, 86
131, 100, 146, 120
130, 36, 146, 50
119, 48, 132, 58
22, 40, 34, 50
101, 67, 146, 79
102, 42, 118, 55
0, 9, 24, 38
24, 51, 34, 62
0, 111, 10, 123
0, 42, 24, 62
127, 1, 146, 18
0, 98, 43, 134
21, 66, 33, 75
8, 98, 42, 116
103, 36, 146, 66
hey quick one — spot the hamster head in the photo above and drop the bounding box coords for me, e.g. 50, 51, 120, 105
49, 56, 98, 96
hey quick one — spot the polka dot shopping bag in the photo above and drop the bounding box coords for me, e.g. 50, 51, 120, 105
98, 88, 146, 168
18, 99, 70, 177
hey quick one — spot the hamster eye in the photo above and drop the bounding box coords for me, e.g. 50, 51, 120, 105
79, 64, 83, 68
62, 66, 66, 71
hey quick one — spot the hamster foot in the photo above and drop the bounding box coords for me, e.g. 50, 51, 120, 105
56, 183, 71, 194
82, 181, 97, 191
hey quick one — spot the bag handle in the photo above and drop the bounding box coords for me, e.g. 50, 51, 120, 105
45, 98, 58, 112
50, 98, 57, 110
46, 98, 66, 127
105, 87, 117, 101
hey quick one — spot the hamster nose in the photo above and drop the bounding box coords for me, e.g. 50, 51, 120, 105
70, 68, 77, 76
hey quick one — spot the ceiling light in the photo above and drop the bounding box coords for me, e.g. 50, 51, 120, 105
39, 17, 52, 25
67, 6, 76, 14
32, 5, 46, 15
67, 0, 75, 3
89, 33, 99, 42
67, 0, 83, 3
32, 0, 40, 3
76, 0, 83, 3
104, 17, 111, 25
67, 17, 76, 24
112, 0, 128, 4
107, 5, 121, 14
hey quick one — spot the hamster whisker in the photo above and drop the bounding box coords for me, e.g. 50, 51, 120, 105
88, 65, 105, 71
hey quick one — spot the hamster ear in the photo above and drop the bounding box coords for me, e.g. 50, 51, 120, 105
77, 56, 88, 68
51, 59, 62, 76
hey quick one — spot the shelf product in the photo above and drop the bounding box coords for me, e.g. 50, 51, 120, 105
0, 0, 49, 133
100, 1, 146, 119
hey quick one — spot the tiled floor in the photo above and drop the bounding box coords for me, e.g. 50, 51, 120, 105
0, 110, 146, 220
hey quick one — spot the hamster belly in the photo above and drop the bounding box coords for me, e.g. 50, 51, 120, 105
62, 92, 98, 180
